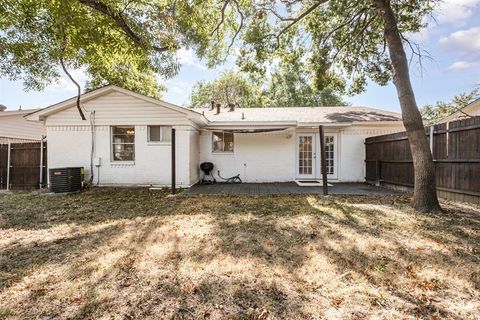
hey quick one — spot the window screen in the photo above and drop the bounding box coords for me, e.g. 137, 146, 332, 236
112, 126, 135, 161
148, 126, 172, 142
212, 131, 234, 152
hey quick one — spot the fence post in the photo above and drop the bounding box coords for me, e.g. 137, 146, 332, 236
39, 137, 44, 189
6, 142, 11, 191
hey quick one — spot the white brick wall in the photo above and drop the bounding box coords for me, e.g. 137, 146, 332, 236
199, 125, 405, 183
199, 130, 296, 182
47, 125, 195, 187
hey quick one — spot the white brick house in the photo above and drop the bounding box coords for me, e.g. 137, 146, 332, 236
26, 85, 405, 187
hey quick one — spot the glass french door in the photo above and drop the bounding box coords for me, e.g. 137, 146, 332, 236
297, 134, 315, 179
296, 133, 337, 180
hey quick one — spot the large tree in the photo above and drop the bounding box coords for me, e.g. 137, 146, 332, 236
1, 0, 442, 211
203, 0, 442, 212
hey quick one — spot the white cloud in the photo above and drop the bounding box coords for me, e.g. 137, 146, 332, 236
47, 68, 89, 92
440, 27, 480, 72
176, 48, 207, 70
409, 0, 480, 41
435, 0, 480, 26
407, 25, 431, 42
169, 80, 190, 94
439, 27, 480, 55
447, 61, 478, 70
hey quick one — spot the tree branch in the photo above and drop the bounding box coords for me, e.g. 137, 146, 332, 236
273, 0, 328, 48
321, 8, 368, 44
59, 56, 86, 121
77, 0, 170, 53
227, 0, 244, 54
211, 0, 230, 36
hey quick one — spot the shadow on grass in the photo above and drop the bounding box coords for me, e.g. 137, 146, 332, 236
204, 196, 479, 319
1, 190, 478, 319
0, 188, 179, 230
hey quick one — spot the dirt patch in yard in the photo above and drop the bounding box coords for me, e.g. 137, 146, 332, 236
0, 188, 479, 319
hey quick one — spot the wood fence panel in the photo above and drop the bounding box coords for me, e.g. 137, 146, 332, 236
365, 116, 480, 204
0, 141, 47, 190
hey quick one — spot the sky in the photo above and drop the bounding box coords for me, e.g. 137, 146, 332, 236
1, 0, 479, 113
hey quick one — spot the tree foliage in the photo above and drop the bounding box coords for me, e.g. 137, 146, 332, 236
265, 49, 347, 107
191, 49, 347, 108
1, 0, 434, 99
0, 0, 229, 96
191, 70, 261, 108
421, 84, 480, 121
190, 67, 346, 108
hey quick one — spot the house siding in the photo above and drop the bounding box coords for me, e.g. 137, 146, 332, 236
189, 129, 200, 184
45, 91, 190, 126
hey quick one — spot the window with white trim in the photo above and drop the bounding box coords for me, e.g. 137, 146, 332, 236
148, 126, 172, 143
111, 126, 135, 161
212, 131, 234, 153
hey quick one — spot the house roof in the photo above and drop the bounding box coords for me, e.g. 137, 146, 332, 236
0, 109, 46, 141
0, 109, 40, 117
24, 84, 402, 127
435, 97, 480, 123
194, 106, 402, 125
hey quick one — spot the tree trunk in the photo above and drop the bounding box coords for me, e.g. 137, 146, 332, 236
374, 0, 441, 212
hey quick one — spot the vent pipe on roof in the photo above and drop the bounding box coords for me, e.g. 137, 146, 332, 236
210, 101, 215, 111
0, 104, 6, 112
215, 103, 221, 115
228, 103, 235, 112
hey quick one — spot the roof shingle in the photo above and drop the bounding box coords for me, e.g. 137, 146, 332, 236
194, 106, 402, 123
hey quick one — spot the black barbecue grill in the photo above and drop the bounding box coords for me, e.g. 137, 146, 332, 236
200, 162, 216, 184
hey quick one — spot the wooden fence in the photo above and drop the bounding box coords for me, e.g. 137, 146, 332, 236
0, 141, 47, 190
365, 116, 480, 204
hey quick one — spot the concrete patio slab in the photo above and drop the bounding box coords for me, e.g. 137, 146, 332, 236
183, 182, 402, 196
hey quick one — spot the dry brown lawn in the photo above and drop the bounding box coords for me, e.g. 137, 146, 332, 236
0, 188, 479, 320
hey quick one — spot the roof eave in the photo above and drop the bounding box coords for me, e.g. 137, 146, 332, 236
204, 120, 297, 130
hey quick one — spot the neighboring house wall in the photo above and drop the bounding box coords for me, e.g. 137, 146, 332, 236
0, 110, 45, 142
45, 91, 197, 187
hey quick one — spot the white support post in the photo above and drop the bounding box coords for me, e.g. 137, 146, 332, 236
6, 141, 11, 191
39, 137, 44, 189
